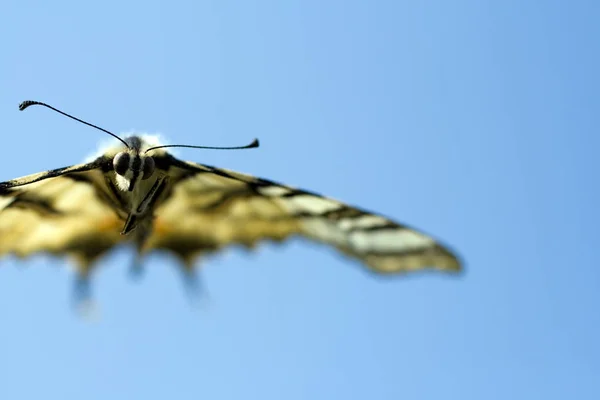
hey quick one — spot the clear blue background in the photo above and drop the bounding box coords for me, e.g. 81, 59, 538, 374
1, 1, 598, 399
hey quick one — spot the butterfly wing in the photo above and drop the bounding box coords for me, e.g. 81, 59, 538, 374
145, 158, 462, 274
0, 160, 124, 275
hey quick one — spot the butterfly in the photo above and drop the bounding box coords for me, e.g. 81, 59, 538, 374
0, 101, 462, 302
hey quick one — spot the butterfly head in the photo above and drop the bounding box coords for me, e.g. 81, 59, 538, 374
112, 136, 157, 192
113, 151, 155, 191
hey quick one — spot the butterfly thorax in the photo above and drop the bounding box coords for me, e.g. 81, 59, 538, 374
103, 136, 171, 236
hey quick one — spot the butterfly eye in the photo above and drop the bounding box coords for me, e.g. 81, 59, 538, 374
113, 152, 130, 176
142, 156, 155, 180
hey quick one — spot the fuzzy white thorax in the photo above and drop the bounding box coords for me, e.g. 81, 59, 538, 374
83, 132, 170, 162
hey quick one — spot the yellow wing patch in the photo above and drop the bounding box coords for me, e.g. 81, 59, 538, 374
0, 169, 123, 274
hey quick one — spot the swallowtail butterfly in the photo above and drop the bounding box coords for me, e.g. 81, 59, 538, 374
0, 101, 462, 302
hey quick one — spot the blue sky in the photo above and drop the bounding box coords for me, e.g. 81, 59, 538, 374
1, 1, 598, 399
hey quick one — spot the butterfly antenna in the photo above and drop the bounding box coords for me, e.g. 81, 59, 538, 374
19, 100, 131, 149
144, 138, 259, 154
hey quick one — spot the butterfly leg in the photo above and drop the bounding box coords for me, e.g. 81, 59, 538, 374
121, 177, 168, 235
71, 274, 98, 318
178, 263, 210, 308
129, 221, 153, 280
129, 257, 145, 281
